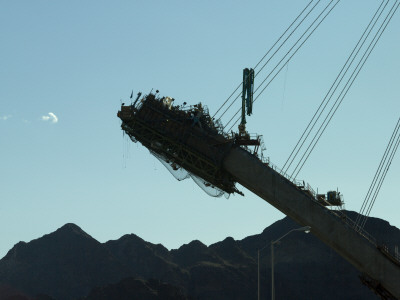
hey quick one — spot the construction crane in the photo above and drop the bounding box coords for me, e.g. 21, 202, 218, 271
118, 89, 400, 299
117, 2, 400, 298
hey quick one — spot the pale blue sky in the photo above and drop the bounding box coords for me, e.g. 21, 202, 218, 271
1, 1, 399, 258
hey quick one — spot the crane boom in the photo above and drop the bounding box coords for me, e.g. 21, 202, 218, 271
118, 93, 400, 299
223, 146, 400, 299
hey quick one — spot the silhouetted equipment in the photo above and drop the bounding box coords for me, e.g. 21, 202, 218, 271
316, 191, 343, 206
242, 68, 254, 120
118, 91, 400, 299
117, 1, 400, 297
327, 191, 343, 206
118, 93, 242, 195
235, 68, 261, 148
133, 92, 142, 107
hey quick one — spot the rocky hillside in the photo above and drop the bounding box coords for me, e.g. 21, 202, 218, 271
83, 278, 194, 300
0, 211, 398, 299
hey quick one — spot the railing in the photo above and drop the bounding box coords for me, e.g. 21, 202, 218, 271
267, 160, 318, 198
263, 156, 390, 255
224, 127, 400, 264
305, 183, 317, 199
333, 210, 377, 245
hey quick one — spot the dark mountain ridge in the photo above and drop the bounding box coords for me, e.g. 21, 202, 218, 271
0, 211, 399, 299
0, 223, 129, 300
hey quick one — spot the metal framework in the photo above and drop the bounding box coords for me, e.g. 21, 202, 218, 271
118, 94, 240, 194
118, 92, 400, 298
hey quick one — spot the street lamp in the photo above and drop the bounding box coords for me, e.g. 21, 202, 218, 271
258, 244, 268, 300
271, 226, 311, 300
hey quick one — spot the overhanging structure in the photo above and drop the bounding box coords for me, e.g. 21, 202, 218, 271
118, 93, 400, 299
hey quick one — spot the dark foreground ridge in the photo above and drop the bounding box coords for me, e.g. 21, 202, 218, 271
84, 278, 194, 300
0, 211, 399, 300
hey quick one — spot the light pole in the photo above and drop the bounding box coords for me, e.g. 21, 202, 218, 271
257, 244, 268, 300
271, 226, 311, 300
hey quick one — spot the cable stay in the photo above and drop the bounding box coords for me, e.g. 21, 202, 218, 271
288, 0, 396, 179
119, 2, 400, 297
215, 0, 339, 126
289, 0, 400, 180
354, 117, 400, 232
282, 0, 388, 175
213, 0, 317, 120
212, 0, 316, 120
223, 0, 341, 132
279, 0, 399, 180
356, 119, 400, 226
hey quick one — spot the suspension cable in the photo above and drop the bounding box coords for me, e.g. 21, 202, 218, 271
253, 0, 322, 80
214, 0, 321, 121
212, 0, 316, 119
287, 0, 391, 176
224, 0, 340, 131
356, 117, 400, 231
355, 117, 400, 228
253, 0, 335, 97
360, 131, 400, 229
282, 0, 387, 174
221, 0, 334, 125
290, 0, 400, 179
